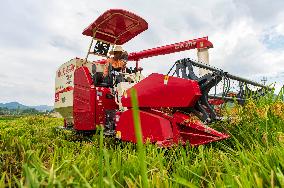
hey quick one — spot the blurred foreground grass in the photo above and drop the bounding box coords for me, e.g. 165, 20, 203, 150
0, 95, 284, 187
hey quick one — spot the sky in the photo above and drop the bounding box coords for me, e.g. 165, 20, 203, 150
0, 0, 284, 106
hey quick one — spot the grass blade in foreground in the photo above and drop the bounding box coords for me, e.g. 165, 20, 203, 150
99, 126, 104, 188
130, 88, 149, 188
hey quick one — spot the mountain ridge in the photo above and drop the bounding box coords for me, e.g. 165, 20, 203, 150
0, 102, 53, 112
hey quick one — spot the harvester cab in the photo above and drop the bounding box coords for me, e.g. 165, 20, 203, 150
81, 9, 148, 110
54, 9, 269, 147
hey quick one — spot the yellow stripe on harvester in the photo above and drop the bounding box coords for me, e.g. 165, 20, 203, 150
116, 131, 121, 139
164, 75, 169, 85
123, 91, 128, 98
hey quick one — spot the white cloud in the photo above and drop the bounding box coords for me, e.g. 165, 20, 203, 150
275, 24, 284, 34
0, 0, 283, 105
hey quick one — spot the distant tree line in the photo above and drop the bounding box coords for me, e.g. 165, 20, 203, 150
0, 107, 51, 115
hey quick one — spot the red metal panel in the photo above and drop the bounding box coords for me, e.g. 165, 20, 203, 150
95, 87, 118, 125
171, 112, 229, 146
73, 67, 96, 131
115, 109, 173, 144
115, 108, 229, 146
121, 73, 201, 108
82, 9, 148, 45
208, 99, 225, 105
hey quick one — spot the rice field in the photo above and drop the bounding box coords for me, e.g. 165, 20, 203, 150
0, 91, 284, 187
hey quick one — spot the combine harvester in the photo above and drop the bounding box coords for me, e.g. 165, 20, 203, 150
55, 9, 268, 146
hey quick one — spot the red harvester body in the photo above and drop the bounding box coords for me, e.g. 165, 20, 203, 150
55, 9, 267, 146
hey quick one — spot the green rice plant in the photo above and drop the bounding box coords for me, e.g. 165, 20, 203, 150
98, 126, 104, 188
130, 88, 149, 188
103, 149, 115, 188
0, 91, 284, 187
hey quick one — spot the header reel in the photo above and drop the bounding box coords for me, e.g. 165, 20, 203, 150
168, 58, 270, 123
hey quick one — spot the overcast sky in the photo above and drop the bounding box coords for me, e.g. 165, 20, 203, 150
0, 0, 284, 106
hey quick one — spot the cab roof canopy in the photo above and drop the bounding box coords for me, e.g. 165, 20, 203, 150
82, 9, 148, 45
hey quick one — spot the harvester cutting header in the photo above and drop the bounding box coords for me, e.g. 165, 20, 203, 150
55, 9, 267, 146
